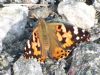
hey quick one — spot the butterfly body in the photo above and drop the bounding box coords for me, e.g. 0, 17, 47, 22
24, 18, 90, 63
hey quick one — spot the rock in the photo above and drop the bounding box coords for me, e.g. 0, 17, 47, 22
89, 23, 100, 41
95, 10, 100, 20
13, 56, 43, 75
0, 5, 28, 53
22, 0, 39, 4
85, 0, 94, 5
29, 6, 51, 19
45, 0, 56, 4
93, 0, 100, 11
0, 52, 13, 70
0, 68, 11, 75
57, 1, 96, 29
42, 59, 67, 75
0, 52, 13, 75
67, 43, 100, 75
0, 0, 7, 3
14, 0, 22, 3
31, 0, 39, 3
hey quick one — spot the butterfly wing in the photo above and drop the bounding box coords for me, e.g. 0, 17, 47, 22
55, 23, 90, 49
24, 18, 50, 63
47, 22, 90, 61
23, 18, 90, 63
23, 27, 42, 60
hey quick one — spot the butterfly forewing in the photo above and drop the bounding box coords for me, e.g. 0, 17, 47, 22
55, 23, 90, 50
24, 27, 42, 59
24, 18, 50, 63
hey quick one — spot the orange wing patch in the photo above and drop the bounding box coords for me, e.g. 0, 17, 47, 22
56, 32, 63, 41
31, 42, 41, 56
23, 27, 42, 60
62, 31, 74, 48
56, 25, 74, 48
52, 47, 71, 61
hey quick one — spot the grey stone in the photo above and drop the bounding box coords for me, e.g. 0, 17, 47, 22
67, 43, 100, 75
0, 6, 28, 53
13, 56, 43, 75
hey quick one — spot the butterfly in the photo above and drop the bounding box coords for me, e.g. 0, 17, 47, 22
23, 18, 90, 63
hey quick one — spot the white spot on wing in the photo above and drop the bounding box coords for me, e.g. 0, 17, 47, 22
27, 40, 31, 48
76, 36, 80, 40
73, 26, 78, 34
25, 52, 27, 54
83, 34, 85, 36
29, 51, 31, 54
82, 29, 85, 33
24, 47, 26, 51
81, 36, 83, 39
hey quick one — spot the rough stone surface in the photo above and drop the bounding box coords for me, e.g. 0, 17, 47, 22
67, 43, 100, 75
58, 1, 96, 29
29, 7, 51, 19
93, 0, 100, 11
13, 56, 43, 75
22, 0, 39, 3
14, 0, 22, 3
0, 52, 13, 75
0, 6, 28, 53
0, 0, 7, 3
89, 23, 100, 41
41, 59, 67, 75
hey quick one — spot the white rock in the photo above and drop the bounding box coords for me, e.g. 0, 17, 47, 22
58, 2, 96, 29
0, 6, 28, 53
14, 0, 22, 3
31, 0, 39, 3
22, 0, 39, 3
0, 0, 7, 3
29, 7, 51, 19
13, 56, 43, 75
93, 0, 100, 11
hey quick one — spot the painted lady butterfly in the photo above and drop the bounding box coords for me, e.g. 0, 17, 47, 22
23, 18, 90, 63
